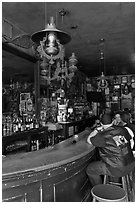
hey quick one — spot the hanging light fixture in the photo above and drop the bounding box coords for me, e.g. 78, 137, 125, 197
68, 52, 78, 72
31, 12, 77, 86
98, 38, 108, 90
31, 16, 71, 64
40, 50, 78, 86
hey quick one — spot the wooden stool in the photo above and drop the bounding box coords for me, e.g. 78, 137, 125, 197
103, 172, 135, 201
91, 184, 127, 202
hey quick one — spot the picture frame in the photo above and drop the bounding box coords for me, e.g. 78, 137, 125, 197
20, 93, 30, 102
131, 75, 135, 83
121, 76, 128, 84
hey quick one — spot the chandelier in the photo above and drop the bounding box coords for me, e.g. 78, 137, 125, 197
31, 17, 71, 63
40, 50, 78, 86
31, 17, 78, 86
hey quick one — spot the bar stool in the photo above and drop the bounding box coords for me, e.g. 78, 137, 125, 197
91, 184, 127, 202
103, 171, 135, 201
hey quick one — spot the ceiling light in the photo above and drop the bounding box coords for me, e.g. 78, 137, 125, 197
31, 17, 78, 86
31, 17, 71, 64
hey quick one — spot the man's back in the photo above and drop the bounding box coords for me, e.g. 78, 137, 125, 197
90, 125, 134, 175
86, 113, 135, 187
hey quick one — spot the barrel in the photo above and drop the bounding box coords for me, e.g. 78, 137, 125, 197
91, 184, 127, 202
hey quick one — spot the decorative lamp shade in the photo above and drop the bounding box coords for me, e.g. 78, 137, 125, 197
40, 58, 48, 68
41, 68, 48, 76
40, 59, 48, 76
68, 52, 78, 72
69, 53, 78, 66
31, 17, 71, 45
69, 65, 77, 73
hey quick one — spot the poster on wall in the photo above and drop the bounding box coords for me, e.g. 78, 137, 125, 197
19, 93, 31, 115
121, 93, 132, 110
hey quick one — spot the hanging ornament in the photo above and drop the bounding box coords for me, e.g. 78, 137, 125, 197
98, 72, 108, 89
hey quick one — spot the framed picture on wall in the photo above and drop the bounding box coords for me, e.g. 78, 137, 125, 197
131, 75, 135, 83
20, 93, 30, 102
121, 76, 128, 84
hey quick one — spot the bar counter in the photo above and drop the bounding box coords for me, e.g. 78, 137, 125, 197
59, 116, 96, 139
2, 129, 96, 202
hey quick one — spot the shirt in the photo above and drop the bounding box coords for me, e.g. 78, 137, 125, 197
87, 123, 112, 144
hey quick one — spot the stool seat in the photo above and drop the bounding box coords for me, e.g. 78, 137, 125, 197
91, 184, 127, 202
103, 172, 135, 202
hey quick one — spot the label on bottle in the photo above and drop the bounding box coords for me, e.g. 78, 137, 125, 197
13, 124, 16, 133
35, 123, 39, 129
36, 140, 39, 150
3, 127, 7, 136
15, 125, 18, 132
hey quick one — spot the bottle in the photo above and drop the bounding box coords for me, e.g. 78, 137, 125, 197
15, 116, 19, 132
21, 115, 26, 131
31, 140, 37, 151
6, 116, 10, 136
3, 123, 7, 136
32, 140, 37, 151
9, 116, 13, 135
25, 116, 30, 130
34, 116, 39, 129
18, 117, 22, 132
31, 140, 34, 151
12, 117, 17, 133
36, 140, 39, 150
29, 115, 33, 129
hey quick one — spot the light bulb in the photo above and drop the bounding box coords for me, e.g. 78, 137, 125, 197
45, 32, 59, 55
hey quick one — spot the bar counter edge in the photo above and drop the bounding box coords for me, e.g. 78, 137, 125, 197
2, 129, 97, 202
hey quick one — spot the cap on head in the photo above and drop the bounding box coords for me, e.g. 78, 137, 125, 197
100, 113, 112, 125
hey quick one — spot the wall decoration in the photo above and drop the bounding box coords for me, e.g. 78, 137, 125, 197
121, 76, 128, 84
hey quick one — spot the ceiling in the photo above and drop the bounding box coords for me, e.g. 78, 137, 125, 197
2, 2, 135, 84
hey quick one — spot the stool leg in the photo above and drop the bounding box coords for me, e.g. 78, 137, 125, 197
125, 173, 135, 202
130, 171, 135, 202
103, 175, 107, 184
122, 176, 128, 202
93, 197, 96, 202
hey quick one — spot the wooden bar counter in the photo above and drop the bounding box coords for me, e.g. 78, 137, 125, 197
2, 129, 96, 202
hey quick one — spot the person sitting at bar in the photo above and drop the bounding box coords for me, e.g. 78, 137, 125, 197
112, 113, 122, 125
86, 113, 135, 187
112, 111, 134, 150
120, 111, 135, 151
120, 111, 134, 131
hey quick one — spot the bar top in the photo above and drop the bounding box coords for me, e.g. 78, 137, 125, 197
2, 129, 94, 176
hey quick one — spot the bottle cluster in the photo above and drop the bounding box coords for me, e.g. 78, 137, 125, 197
2, 113, 39, 136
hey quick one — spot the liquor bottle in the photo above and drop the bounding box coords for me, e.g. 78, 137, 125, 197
31, 140, 37, 151
29, 115, 33, 129
31, 140, 34, 151
21, 115, 26, 131
25, 116, 30, 130
35, 118, 39, 129
36, 140, 39, 150
18, 117, 22, 132
15, 116, 19, 132
12, 117, 16, 133
33, 114, 38, 129
3, 123, 7, 136
6, 116, 11, 136
9, 116, 13, 135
